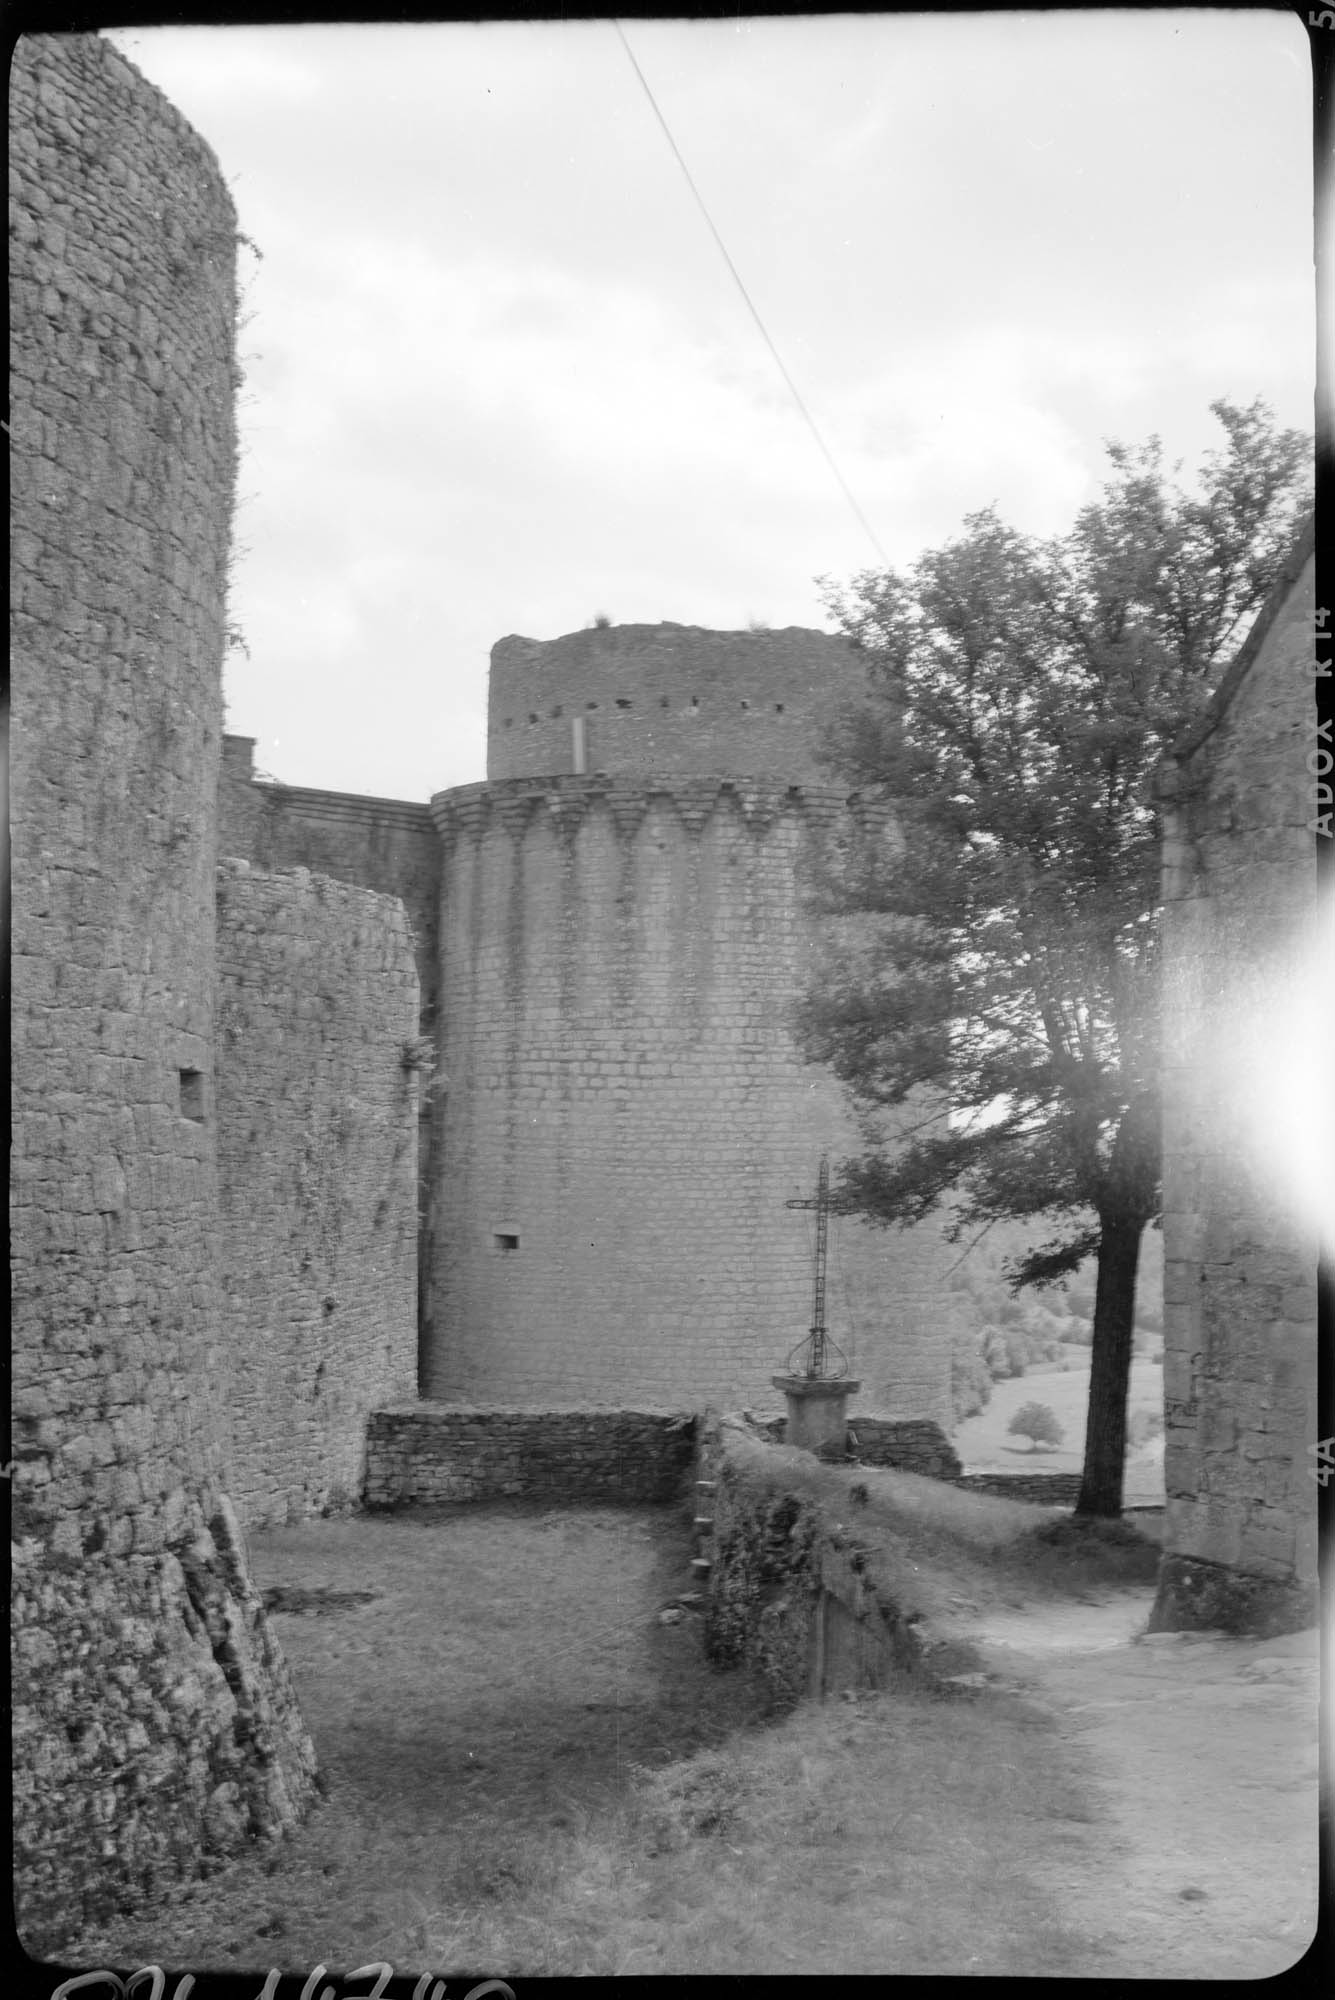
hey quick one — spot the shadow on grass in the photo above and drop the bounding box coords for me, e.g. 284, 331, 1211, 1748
56, 1494, 1145, 1980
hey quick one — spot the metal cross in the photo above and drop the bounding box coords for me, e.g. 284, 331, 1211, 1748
784, 1154, 851, 1379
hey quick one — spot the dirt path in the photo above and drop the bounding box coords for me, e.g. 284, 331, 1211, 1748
956, 1591, 1320, 1980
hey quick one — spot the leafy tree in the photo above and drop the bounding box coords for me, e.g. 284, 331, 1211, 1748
800, 399, 1310, 1516
1008, 1402, 1065, 1452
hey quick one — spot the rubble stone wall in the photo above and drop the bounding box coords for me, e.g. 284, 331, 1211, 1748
219, 733, 442, 1366
216, 861, 420, 1528
9, 33, 315, 1954
364, 1404, 696, 1507
698, 1419, 945, 1704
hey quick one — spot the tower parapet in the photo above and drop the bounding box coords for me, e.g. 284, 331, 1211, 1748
487, 622, 869, 783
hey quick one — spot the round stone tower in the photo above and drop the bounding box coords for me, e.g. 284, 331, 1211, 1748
488, 620, 864, 783
426, 625, 959, 1415
10, 34, 315, 1951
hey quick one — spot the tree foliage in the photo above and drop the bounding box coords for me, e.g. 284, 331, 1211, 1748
800, 399, 1311, 1515
1008, 1401, 1065, 1452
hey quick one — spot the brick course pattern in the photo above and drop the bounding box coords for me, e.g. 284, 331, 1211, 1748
9, 35, 315, 1952
1149, 523, 1319, 1636
216, 861, 420, 1528
426, 773, 961, 1416
487, 623, 871, 784
364, 1405, 696, 1506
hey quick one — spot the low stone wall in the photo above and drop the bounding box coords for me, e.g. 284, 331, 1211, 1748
753, 1413, 1079, 1496
954, 1471, 1083, 1506
849, 1416, 963, 1480
699, 1417, 949, 1705
744, 1411, 961, 1477
363, 1405, 696, 1507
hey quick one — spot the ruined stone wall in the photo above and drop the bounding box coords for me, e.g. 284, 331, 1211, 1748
216, 861, 420, 1529
1151, 527, 1319, 1635
219, 733, 442, 1368
9, 34, 315, 1953
488, 623, 869, 784
364, 1405, 696, 1507
219, 735, 439, 1021
426, 774, 959, 1416
699, 1420, 943, 1704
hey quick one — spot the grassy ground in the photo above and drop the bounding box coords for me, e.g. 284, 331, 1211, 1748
951, 1356, 1166, 1493
60, 1492, 1162, 1980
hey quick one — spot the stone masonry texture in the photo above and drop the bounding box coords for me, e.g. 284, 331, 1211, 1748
698, 1417, 941, 1704
215, 624, 962, 1424
743, 1414, 1081, 1503
10, 34, 315, 1953
1149, 522, 1319, 1636
219, 732, 442, 1362
216, 861, 420, 1528
364, 1406, 696, 1507
425, 772, 962, 1416
487, 621, 871, 784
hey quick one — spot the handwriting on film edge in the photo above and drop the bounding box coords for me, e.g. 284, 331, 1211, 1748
49, 1971, 515, 2000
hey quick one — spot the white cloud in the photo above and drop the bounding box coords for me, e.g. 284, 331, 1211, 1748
102, 15, 1313, 803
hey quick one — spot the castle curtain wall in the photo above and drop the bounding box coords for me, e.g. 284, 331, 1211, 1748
215, 862, 420, 1528
218, 733, 442, 1372
10, 34, 315, 1951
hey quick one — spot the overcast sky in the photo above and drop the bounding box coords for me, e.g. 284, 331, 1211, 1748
102, 12, 1314, 803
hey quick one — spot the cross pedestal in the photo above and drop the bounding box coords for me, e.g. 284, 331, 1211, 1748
772, 1374, 861, 1458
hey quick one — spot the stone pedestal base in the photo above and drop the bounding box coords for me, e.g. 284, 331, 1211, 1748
772, 1375, 860, 1458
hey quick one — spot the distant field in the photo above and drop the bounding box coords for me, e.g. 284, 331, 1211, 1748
952, 1356, 1165, 1499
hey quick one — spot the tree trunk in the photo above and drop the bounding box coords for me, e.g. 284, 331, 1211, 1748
1075, 1212, 1145, 1517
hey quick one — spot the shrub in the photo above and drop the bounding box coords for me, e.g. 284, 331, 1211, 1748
981, 1326, 1019, 1381
1007, 1402, 1064, 1452
951, 1348, 993, 1421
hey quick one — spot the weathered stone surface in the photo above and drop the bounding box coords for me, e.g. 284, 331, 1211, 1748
1151, 524, 1319, 1632
216, 863, 420, 1527
487, 622, 872, 785
1149, 1552, 1315, 1640
848, 1415, 964, 1480
364, 1404, 696, 1506
698, 1416, 939, 1704
424, 774, 962, 1416
10, 33, 316, 1954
